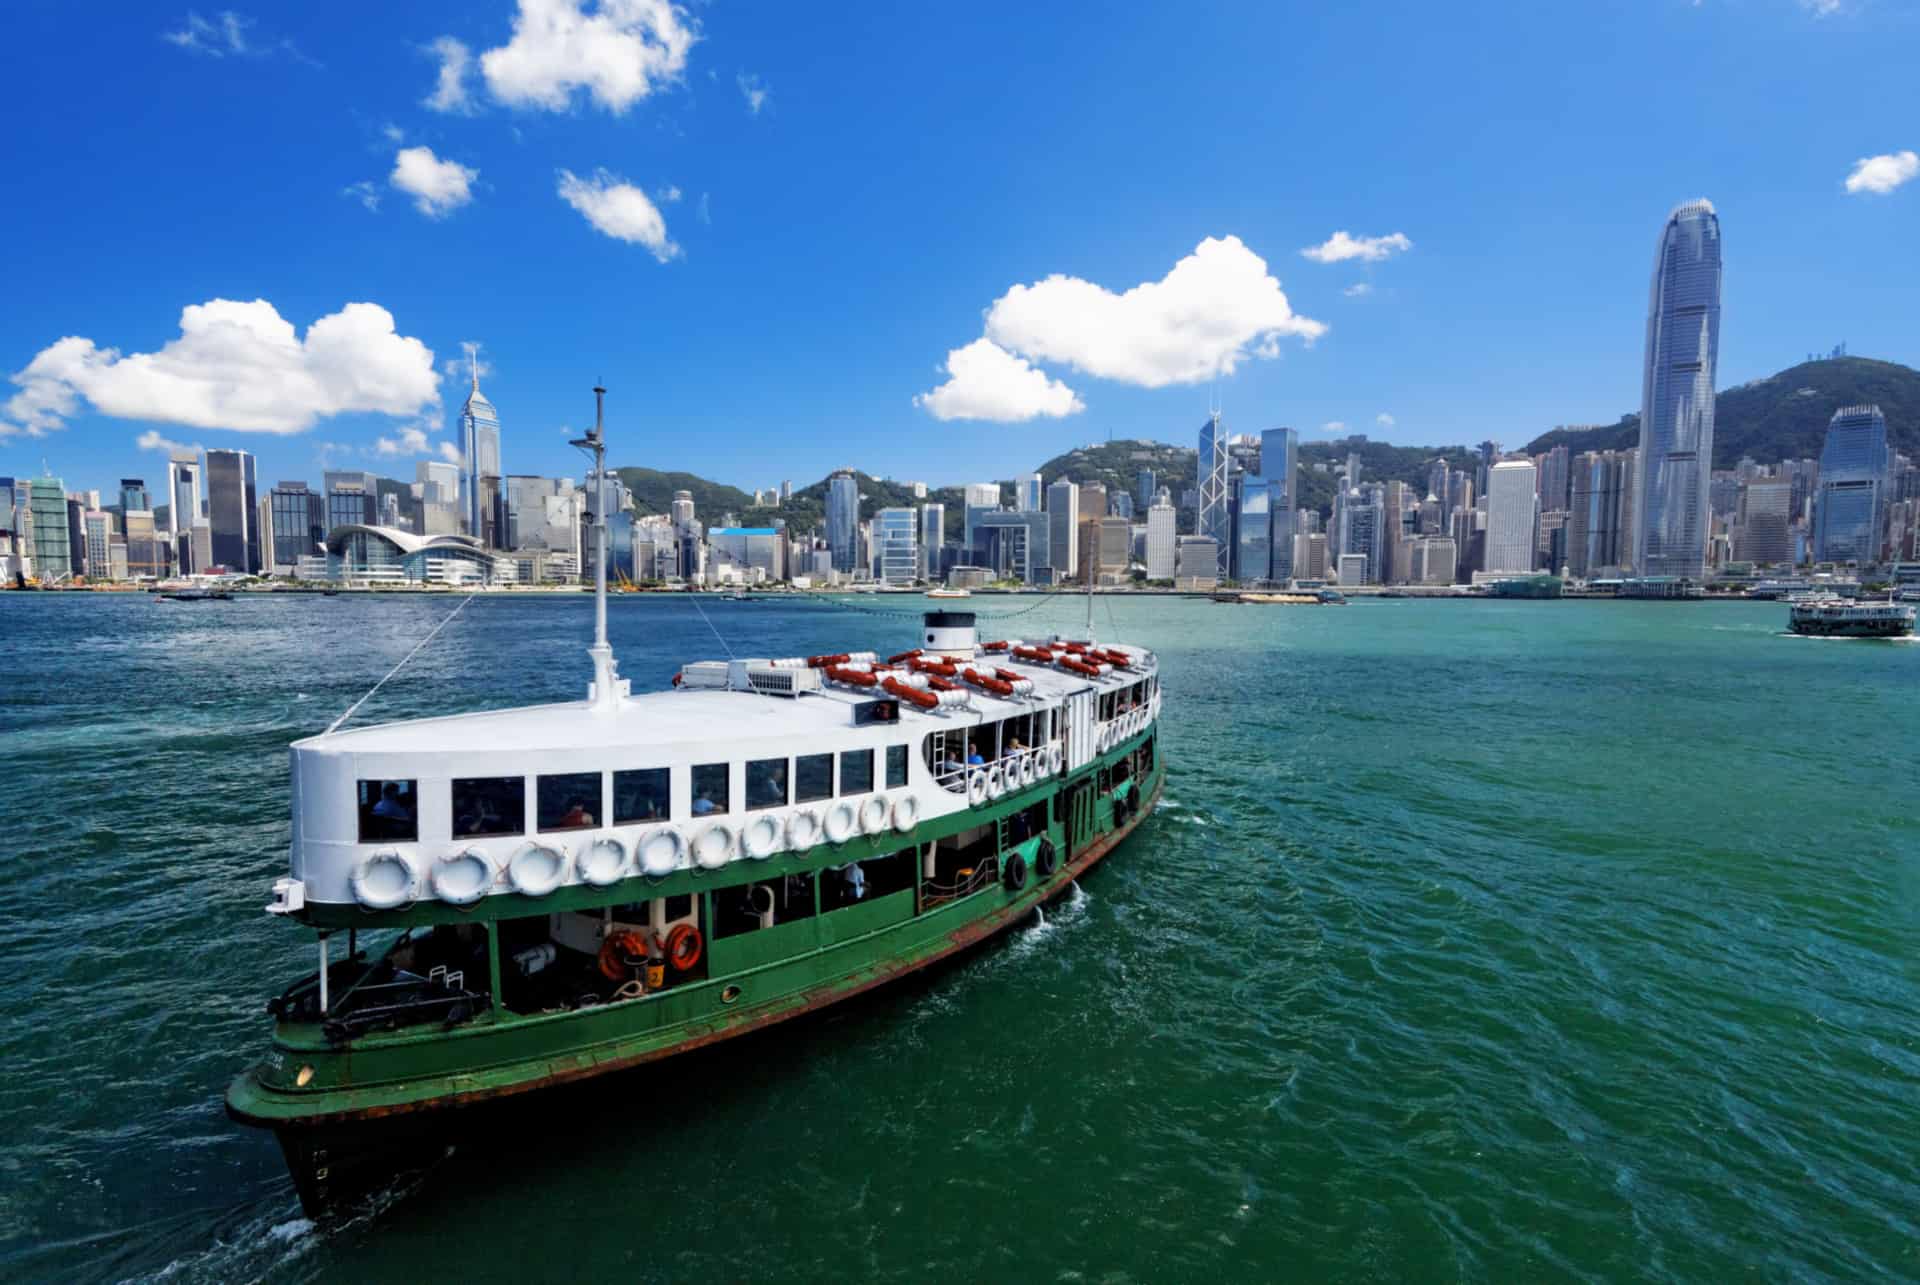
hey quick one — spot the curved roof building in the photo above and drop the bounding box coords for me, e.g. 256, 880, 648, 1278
324, 525, 508, 584
1633, 199, 1722, 579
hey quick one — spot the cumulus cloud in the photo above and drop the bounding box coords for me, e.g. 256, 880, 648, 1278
374, 426, 434, 456
1344, 282, 1373, 297
977, 235, 1325, 389
557, 168, 680, 260
914, 339, 1085, 423
137, 429, 200, 454
423, 36, 475, 113
1800, 0, 1844, 15
444, 340, 493, 384
1376, 412, 1395, 427
479, 0, 697, 114
1844, 150, 1918, 196
1301, 230, 1412, 264
342, 180, 381, 212
391, 146, 477, 217
738, 71, 769, 115
0, 299, 439, 437
437, 440, 464, 465
1321, 421, 1347, 434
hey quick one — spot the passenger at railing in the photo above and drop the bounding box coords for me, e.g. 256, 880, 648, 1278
937, 753, 962, 778
1004, 735, 1027, 757
965, 744, 986, 766
841, 862, 866, 902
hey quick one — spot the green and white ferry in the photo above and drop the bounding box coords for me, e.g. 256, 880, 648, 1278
226, 402, 1164, 1213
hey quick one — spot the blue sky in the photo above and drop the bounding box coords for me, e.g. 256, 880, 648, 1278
3, 0, 1917, 500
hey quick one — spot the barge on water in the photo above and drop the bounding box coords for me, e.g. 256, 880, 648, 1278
226, 392, 1165, 1214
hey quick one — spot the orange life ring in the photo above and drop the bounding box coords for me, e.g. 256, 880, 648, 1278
665, 922, 704, 972
597, 929, 650, 982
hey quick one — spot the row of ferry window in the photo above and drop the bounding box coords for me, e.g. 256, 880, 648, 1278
1097, 677, 1156, 723
355, 746, 913, 844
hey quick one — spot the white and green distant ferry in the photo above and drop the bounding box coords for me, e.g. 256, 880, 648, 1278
227, 394, 1164, 1214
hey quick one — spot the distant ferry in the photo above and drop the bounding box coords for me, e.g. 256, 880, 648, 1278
926, 586, 971, 599
226, 398, 1164, 1214
1787, 598, 1915, 638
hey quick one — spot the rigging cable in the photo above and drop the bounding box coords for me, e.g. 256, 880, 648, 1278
326, 592, 477, 735
684, 591, 736, 658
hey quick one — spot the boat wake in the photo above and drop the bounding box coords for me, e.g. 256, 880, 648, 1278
137, 1170, 428, 1284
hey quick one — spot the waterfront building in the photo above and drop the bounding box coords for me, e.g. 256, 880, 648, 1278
1295, 531, 1330, 581
206, 447, 261, 573
460, 367, 502, 544
1046, 476, 1079, 580
1735, 480, 1792, 566
1336, 552, 1367, 585
119, 478, 149, 513
1487, 459, 1540, 574
826, 471, 859, 573
325, 525, 510, 586
1567, 449, 1636, 578
873, 507, 919, 585
82, 510, 112, 579
1234, 471, 1272, 584
1535, 444, 1571, 512
1633, 199, 1722, 578
165, 450, 207, 572
1175, 535, 1220, 588
1145, 491, 1176, 579
708, 527, 786, 581
28, 476, 71, 580
1812, 405, 1890, 565
973, 509, 1049, 584
269, 483, 327, 574
1412, 536, 1458, 585
123, 509, 166, 578
1077, 515, 1130, 584
1018, 473, 1042, 512
918, 502, 946, 579
962, 482, 1000, 553
1136, 468, 1157, 510
1197, 412, 1230, 576
1339, 489, 1383, 584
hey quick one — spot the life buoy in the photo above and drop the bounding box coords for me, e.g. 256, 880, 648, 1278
353, 848, 419, 909
575, 838, 627, 887
597, 928, 650, 981
665, 922, 704, 972
431, 848, 493, 905
985, 764, 1006, 800
967, 769, 990, 806
638, 826, 686, 877
742, 815, 781, 860
1049, 744, 1065, 774
824, 801, 858, 845
1018, 754, 1036, 787
1095, 725, 1110, 754
858, 796, 891, 836
787, 808, 822, 852
1035, 838, 1057, 879
890, 793, 919, 833
1003, 851, 1028, 892
508, 843, 568, 897
692, 823, 735, 869
1032, 750, 1050, 779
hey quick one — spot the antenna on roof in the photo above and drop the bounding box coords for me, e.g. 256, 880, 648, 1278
572, 381, 624, 710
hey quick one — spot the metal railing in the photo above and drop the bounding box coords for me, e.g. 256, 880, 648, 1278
932, 740, 1060, 797
921, 855, 1000, 910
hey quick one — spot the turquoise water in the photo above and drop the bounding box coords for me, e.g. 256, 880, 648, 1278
2, 593, 1917, 1282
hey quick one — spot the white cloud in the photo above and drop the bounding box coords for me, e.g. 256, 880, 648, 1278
342, 180, 381, 212
374, 426, 433, 456
163, 10, 253, 56
437, 440, 464, 465
382, 123, 405, 143
977, 235, 1325, 389
658, 184, 682, 202
137, 429, 200, 454
1321, 421, 1347, 434
423, 36, 475, 113
557, 168, 680, 260
479, 0, 697, 114
737, 71, 769, 115
1343, 282, 1373, 297
445, 340, 493, 384
1, 299, 439, 436
391, 146, 477, 217
1376, 412, 1395, 427
1800, 0, 1844, 15
1844, 150, 1918, 196
1300, 230, 1413, 264
914, 339, 1085, 423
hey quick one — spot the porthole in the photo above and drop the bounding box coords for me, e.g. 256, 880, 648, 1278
721, 984, 744, 1005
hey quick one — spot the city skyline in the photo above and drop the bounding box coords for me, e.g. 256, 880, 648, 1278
2, 4, 1918, 499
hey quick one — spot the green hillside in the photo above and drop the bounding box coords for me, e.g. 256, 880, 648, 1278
613, 467, 755, 520
1524, 356, 1920, 465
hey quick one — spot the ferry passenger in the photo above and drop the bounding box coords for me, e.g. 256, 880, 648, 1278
559, 799, 595, 828
1005, 736, 1027, 756
842, 862, 866, 901
372, 782, 412, 824
692, 792, 718, 816
965, 744, 986, 766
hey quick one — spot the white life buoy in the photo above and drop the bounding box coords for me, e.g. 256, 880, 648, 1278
1049, 744, 1064, 774
742, 815, 781, 860
508, 843, 568, 897
693, 823, 736, 869
986, 764, 1006, 800
890, 793, 920, 833
1032, 750, 1050, 780
352, 848, 419, 910
787, 808, 822, 852
1095, 725, 1110, 754
432, 847, 494, 905
967, 769, 990, 806
1019, 754, 1036, 787
575, 838, 627, 887
638, 826, 686, 877
858, 795, 891, 835
824, 800, 858, 845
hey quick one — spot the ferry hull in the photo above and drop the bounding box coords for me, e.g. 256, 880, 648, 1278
230, 766, 1162, 1217
1788, 617, 1913, 638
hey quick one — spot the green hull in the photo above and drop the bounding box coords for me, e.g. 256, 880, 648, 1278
228, 730, 1163, 1213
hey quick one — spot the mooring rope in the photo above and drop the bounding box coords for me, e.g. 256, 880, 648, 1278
326, 593, 477, 735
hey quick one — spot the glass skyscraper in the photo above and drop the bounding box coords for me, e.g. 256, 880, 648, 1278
1811, 404, 1890, 564
206, 447, 261, 573
1196, 412, 1230, 577
460, 368, 502, 544
826, 471, 859, 573
1633, 199, 1722, 578
873, 507, 919, 585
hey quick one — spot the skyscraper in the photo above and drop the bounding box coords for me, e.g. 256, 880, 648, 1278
1811, 404, 1890, 564
1196, 412, 1230, 576
1136, 468, 1157, 510
919, 501, 945, 580
1146, 490, 1176, 580
1077, 481, 1108, 521
1735, 480, 1792, 566
873, 507, 919, 585
1633, 199, 1722, 578
1018, 473, 1042, 512
1046, 476, 1079, 580
270, 482, 325, 573
826, 470, 859, 573
119, 478, 149, 513
962, 482, 1000, 554
1234, 471, 1272, 583
205, 447, 261, 573
460, 366, 502, 544
28, 476, 71, 580
1567, 449, 1635, 578
1486, 460, 1541, 574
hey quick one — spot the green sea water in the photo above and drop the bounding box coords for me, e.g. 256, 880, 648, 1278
2, 592, 1916, 1282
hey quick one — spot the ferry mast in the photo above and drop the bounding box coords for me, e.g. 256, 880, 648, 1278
571, 384, 623, 708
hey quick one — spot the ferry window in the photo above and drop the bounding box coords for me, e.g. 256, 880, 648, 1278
822, 850, 913, 911
613, 768, 670, 824
357, 779, 418, 843
885, 744, 908, 789
839, 748, 874, 796
795, 753, 833, 803
453, 777, 525, 838
537, 772, 601, 832
714, 873, 816, 938
691, 763, 730, 816
747, 758, 789, 810
662, 893, 694, 922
